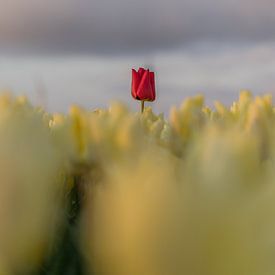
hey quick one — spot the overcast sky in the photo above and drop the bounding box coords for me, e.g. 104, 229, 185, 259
0, 0, 275, 113
1, 0, 275, 53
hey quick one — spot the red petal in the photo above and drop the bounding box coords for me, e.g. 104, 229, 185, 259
138, 67, 146, 77
131, 69, 140, 99
149, 72, 156, 101
137, 70, 154, 101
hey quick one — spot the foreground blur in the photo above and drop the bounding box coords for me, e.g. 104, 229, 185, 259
0, 91, 275, 274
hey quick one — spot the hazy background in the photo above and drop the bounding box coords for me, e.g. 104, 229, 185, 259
0, 0, 275, 113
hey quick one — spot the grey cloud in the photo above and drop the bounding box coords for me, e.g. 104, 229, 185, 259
1, 0, 275, 53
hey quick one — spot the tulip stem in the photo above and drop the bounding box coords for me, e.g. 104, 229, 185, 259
141, 100, 145, 113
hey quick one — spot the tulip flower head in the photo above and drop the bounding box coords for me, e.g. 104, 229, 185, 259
132, 68, 156, 112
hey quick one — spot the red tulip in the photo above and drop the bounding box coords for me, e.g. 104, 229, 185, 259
131, 68, 156, 102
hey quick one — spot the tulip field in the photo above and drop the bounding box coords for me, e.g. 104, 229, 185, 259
1, 91, 275, 274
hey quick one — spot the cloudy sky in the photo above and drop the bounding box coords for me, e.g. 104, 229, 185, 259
0, 0, 275, 113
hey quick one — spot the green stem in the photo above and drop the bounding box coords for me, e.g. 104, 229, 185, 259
141, 100, 145, 113
37, 176, 86, 275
